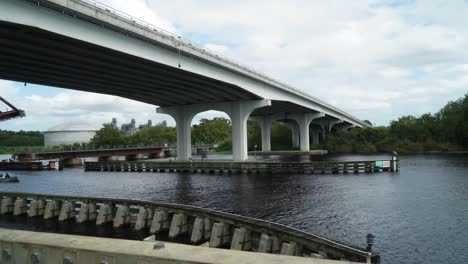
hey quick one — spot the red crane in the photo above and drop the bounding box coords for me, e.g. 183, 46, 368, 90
0, 96, 25, 122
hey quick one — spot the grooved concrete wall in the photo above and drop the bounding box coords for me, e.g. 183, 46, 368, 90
0, 228, 359, 264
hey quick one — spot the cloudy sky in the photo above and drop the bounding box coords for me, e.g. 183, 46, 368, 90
1, 0, 468, 131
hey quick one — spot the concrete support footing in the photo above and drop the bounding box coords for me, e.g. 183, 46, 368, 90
126, 154, 145, 161
77, 203, 97, 223
190, 217, 212, 244
13, 198, 27, 216
258, 233, 273, 253
28, 199, 45, 217
230, 228, 252, 251
96, 204, 113, 225
98, 156, 119, 162
209, 222, 230, 248
0, 197, 13, 214
62, 158, 82, 167
113, 205, 130, 228
280, 242, 297, 255
150, 210, 170, 234
169, 213, 188, 239
135, 206, 148, 231
44, 200, 61, 220
58, 202, 75, 221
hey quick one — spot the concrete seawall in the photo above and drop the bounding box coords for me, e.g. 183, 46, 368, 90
0, 228, 360, 264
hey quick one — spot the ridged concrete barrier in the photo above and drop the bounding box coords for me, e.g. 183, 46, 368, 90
0, 192, 380, 263
0, 228, 362, 264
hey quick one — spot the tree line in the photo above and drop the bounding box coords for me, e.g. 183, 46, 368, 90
0, 94, 466, 154
321, 94, 468, 153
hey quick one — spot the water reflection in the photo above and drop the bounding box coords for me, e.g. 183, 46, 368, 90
0, 153, 467, 264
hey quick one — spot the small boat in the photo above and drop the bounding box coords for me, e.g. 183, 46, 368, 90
0, 173, 19, 183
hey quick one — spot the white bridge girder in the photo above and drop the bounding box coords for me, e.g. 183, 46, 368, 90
0, 0, 369, 161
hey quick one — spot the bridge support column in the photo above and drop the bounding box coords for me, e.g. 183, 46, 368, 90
230, 101, 270, 160
329, 119, 344, 133
158, 100, 270, 161
157, 105, 196, 161
340, 124, 356, 131
126, 154, 145, 161
256, 116, 274, 152
291, 113, 325, 151
284, 122, 300, 149
311, 128, 320, 145
62, 158, 82, 167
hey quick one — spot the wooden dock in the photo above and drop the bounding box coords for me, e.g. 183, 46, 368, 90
85, 159, 399, 174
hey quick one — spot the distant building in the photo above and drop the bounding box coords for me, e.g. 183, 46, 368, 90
120, 119, 137, 136
138, 120, 152, 130
103, 118, 118, 129
44, 123, 99, 147
103, 118, 153, 136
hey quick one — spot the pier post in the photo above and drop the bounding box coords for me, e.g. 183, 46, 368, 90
135, 206, 147, 231
44, 200, 61, 219
230, 228, 252, 251
280, 242, 297, 255
169, 213, 188, 239
96, 204, 113, 225
28, 199, 45, 217
113, 205, 130, 228
150, 210, 170, 233
209, 222, 231, 248
0, 197, 13, 214
77, 202, 97, 223
13, 198, 28, 216
258, 233, 273, 253
58, 202, 76, 221
190, 217, 204, 244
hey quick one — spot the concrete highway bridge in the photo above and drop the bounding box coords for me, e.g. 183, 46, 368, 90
0, 0, 369, 161
13, 145, 216, 163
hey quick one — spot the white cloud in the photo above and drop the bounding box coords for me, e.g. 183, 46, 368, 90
3, 0, 468, 129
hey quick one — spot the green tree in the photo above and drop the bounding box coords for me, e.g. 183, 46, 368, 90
89, 127, 125, 148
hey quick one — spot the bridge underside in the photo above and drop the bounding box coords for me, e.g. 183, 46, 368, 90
0, 21, 261, 106
0, 19, 354, 161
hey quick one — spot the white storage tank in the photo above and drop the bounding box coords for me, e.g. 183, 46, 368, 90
44, 123, 100, 147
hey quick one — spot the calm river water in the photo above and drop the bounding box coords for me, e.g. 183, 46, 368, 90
0, 153, 467, 264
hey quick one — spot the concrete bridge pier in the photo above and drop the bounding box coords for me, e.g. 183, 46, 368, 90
311, 129, 320, 146
62, 158, 82, 167
98, 156, 119, 162
126, 154, 145, 161
329, 119, 344, 133
158, 100, 270, 161
290, 113, 325, 151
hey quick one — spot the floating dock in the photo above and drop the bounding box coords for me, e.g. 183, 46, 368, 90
85, 159, 399, 174
0, 192, 380, 263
